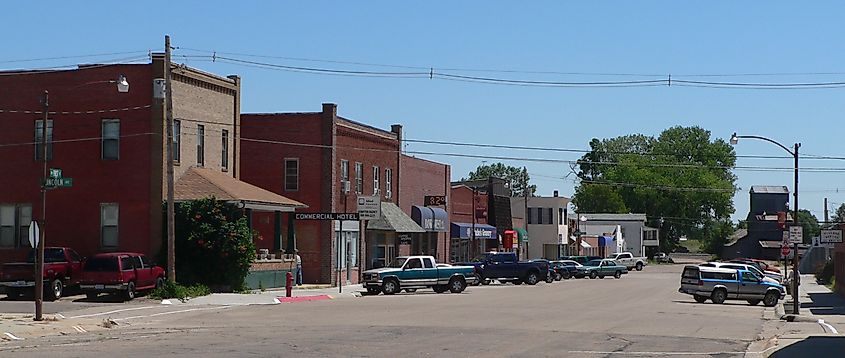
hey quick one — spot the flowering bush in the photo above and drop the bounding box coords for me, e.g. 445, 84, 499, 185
170, 198, 256, 291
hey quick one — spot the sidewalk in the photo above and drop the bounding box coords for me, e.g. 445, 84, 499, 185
763, 274, 845, 357
179, 284, 364, 306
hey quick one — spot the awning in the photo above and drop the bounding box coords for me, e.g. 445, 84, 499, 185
367, 202, 425, 233
450, 222, 497, 240
515, 227, 529, 242
174, 168, 307, 212
411, 205, 448, 232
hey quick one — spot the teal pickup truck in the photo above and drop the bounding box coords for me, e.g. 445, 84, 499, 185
575, 259, 629, 279
362, 256, 477, 295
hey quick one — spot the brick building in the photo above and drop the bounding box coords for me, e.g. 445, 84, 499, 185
240, 104, 449, 285
0, 56, 300, 265
400, 155, 450, 263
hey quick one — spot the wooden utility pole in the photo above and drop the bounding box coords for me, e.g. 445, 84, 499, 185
165, 35, 176, 282
824, 198, 829, 224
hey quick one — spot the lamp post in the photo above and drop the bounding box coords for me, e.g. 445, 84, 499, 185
34, 75, 129, 321
730, 132, 801, 315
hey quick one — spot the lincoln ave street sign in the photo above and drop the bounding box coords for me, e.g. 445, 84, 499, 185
295, 213, 360, 221
43, 167, 73, 188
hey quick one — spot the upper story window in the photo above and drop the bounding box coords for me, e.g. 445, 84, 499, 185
196, 124, 205, 166
373, 166, 380, 194
102, 119, 120, 160
528, 208, 554, 225
354, 162, 363, 194
34, 120, 53, 161
221, 129, 229, 171
173, 120, 181, 163
340, 160, 349, 193
385, 168, 392, 199
0, 204, 32, 248
285, 158, 299, 191
100, 203, 119, 248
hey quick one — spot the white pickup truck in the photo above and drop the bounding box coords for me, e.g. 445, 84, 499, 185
609, 252, 647, 271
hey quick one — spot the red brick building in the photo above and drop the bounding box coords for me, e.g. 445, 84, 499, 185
0, 57, 301, 267
400, 155, 450, 263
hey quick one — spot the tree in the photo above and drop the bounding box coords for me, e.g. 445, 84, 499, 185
795, 209, 820, 243
465, 163, 536, 196
572, 184, 628, 214
572, 126, 737, 253
832, 203, 845, 223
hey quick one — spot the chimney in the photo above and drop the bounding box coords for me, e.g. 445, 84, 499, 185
391, 124, 403, 140
322, 103, 337, 118
554, 190, 559, 197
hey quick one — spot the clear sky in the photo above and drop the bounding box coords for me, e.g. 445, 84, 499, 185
4, 1, 845, 222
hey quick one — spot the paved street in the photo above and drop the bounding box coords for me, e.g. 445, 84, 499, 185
0, 264, 781, 357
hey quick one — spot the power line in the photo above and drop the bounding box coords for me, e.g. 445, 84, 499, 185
0, 55, 151, 76
0, 51, 152, 64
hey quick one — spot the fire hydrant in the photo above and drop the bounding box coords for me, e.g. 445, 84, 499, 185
285, 271, 293, 297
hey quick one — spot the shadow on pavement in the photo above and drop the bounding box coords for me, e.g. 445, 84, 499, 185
771, 336, 845, 357
803, 292, 845, 316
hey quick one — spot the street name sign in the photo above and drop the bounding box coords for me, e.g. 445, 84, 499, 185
28, 221, 39, 248
49, 168, 62, 179
357, 195, 381, 220
820, 229, 843, 244
295, 213, 359, 221
788, 225, 803, 244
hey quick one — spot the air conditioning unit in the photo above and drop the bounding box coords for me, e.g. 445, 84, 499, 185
342, 180, 350, 193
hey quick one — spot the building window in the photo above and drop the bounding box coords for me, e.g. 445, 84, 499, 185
102, 119, 120, 160
373, 166, 380, 194
34, 120, 53, 161
528, 208, 553, 225
285, 159, 299, 191
173, 120, 181, 162
558, 208, 564, 225
1, 204, 32, 248
196, 124, 205, 166
340, 160, 349, 193
355, 162, 363, 194
385, 168, 392, 199
336, 230, 359, 269
100, 203, 119, 248
221, 129, 229, 171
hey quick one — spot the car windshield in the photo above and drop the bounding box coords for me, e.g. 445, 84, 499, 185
584, 260, 602, 267
26, 248, 66, 263
388, 258, 408, 268
83, 257, 119, 272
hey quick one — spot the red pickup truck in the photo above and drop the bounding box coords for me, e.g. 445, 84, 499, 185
0, 247, 83, 300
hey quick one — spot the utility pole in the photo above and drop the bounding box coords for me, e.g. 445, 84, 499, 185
34, 91, 49, 321
824, 198, 829, 224
792, 142, 800, 316
164, 35, 176, 282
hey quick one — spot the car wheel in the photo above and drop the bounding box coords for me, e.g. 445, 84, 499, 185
449, 277, 467, 293
614, 271, 622, 279
382, 279, 400, 295
562, 271, 572, 280
365, 286, 381, 295
635, 262, 643, 271
711, 289, 727, 304
155, 277, 165, 290
554, 272, 562, 281
471, 273, 483, 286
124, 281, 136, 301
524, 272, 539, 285
747, 299, 761, 306
404, 288, 417, 293
46, 279, 63, 301
545, 273, 554, 283
589, 271, 598, 279
694, 295, 707, 303
6, 288, 22, 300
763, 291, 779, 307
480, 278, 490, 285
86, 292, 98, 299
433, 285, 448, 294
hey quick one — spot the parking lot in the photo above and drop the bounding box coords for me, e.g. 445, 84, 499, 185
0, 264, 780, 357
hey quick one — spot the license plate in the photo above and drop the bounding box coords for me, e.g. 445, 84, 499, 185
15, 280, 25, 285
95, 284, 105, 290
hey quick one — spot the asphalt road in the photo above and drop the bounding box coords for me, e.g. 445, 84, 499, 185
0, 291, 154, 314
0, 264, 777, 357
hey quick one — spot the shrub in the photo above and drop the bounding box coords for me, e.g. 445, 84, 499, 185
149, 280, 211, 302
815, 260, 835, 285
164, 197, 257, 291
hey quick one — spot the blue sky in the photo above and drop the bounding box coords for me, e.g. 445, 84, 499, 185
4, 1, 845, 222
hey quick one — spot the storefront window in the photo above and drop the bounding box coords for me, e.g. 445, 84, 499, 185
335, 230, 358, 269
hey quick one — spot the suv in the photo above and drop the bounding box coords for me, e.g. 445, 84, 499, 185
679, 265, 785, 306
79, 253, 165, 301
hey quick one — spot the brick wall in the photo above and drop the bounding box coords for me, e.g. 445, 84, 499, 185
400, 155, 451, 262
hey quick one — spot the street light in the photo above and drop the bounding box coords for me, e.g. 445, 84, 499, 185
34, 74, 129, 321
730, 132, 801, 315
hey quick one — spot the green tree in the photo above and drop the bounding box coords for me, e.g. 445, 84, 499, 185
795, 209, 820, 243
171, 198, 257, 291
572, 184, 628, 214
832, 203, 845, 223
465, 163, 536, 196
572, 126, 737, 253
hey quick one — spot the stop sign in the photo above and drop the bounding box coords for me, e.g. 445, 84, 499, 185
781, 245, 791, 257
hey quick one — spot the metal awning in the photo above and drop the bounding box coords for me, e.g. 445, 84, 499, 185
450, 222, 497, 240
367, 202, 426, 233
174, 168, 306, 212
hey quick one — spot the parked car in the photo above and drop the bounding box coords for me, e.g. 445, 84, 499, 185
362, 256, 476, 295
560, 255, 602, 265
459, 252, 550, 285
529, 259, 557, 283
79, 253, 165, 301
679, 265, 785, 306
608, 252, 647, 271
576, 259, 628, 279
699, 262, 783, 284
550, 260, 583, 279
0, 247, 83, 300
733, 258, 781, 275
654, 252, 674, 263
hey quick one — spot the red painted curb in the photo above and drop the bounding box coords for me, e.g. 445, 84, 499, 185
276, 295, 332, 303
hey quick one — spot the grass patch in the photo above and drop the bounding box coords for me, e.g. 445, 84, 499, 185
149, 281, 211, 302
678, 239, 702, 254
